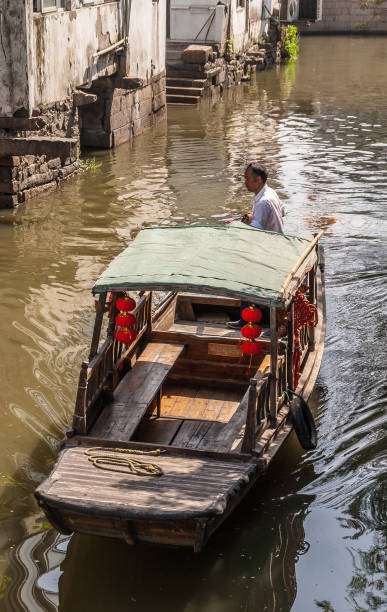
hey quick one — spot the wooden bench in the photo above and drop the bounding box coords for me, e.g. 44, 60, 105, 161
91, 342, 185, 442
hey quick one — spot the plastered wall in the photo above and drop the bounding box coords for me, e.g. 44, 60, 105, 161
0, 0, 166, 117
303, 0, 387, 33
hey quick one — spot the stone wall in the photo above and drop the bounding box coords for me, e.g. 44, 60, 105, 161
80, 72, 167, 148
299, 0, 387, 33
0, 145, 80, 208
166, 19, 284, 103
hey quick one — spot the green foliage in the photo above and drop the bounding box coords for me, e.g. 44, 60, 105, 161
78, 156, 102, 172
283, 25, 300, 60
258, 34, 269, 45
225, 39, 234, 59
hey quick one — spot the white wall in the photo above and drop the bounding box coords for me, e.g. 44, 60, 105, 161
0, 0, 166, 117
170, 0, 227, 45
128, 0, 165, 79
169, 0, 264, 53
0, 0, 34, 116
33, 2, 122, 106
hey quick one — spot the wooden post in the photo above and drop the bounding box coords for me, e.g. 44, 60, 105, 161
308, 264, 316, 351
73, 361, 88, 434
89, 292, 107, 361
146, 291, 153, 339
269, 306, 278, 421
286, 302, 294, 391
241, 379, 257, 454
107, 293, 118, 339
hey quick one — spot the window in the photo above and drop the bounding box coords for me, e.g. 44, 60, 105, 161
34, 0, 65, 12
237, 0, 246, 8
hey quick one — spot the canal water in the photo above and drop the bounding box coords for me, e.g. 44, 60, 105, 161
0, 36, 386, 611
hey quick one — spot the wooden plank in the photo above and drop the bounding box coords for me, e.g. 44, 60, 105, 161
89, 292, 107, 361
269, 307, 278, 419
161, 382, 241, 423
258, 354, 271, 373
241, 380, 257, 454
133, 417, 182, 445
204, 373, 267, 453
63, 435, 259, 464
172, 420, 213, 449
286, 302, 294, 390
177, 301, 196, 321
91, 342, 185, 441
73, 362, 88, 435
178, 293, 241, 307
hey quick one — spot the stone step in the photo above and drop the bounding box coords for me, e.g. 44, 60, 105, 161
167, 67, 206, 79
166, 94, 201, 105
166, 77, 207, 88
166, 49, 183, 62
166, 86, 204, 97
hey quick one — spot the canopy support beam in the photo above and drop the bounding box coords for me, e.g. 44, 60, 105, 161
89, 292, 107, 362
269, 306, 278, 421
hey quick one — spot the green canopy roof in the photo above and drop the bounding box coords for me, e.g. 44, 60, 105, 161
93, 223, 317, 307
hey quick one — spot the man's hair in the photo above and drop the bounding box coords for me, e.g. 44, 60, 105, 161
246, 163, 268, 183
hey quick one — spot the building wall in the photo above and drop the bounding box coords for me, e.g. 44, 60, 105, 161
0, 0, 166, 117
301, 0, 387, 33
33, 2, 122, 108
0, 0, 33, 117
169, 0, 267, 54
128, 0, 165, 79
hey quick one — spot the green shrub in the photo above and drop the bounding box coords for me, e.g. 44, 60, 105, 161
283, 25, 300, 60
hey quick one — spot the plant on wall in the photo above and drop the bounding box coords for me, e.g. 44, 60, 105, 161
224, 39, 234, 60
283, 25, 299, 60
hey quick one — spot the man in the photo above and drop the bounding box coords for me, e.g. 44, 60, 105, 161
243, 162, 284, 233
227, 163, 285, 329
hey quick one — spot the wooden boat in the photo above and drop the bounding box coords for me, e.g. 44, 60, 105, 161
35, 223, 326, 551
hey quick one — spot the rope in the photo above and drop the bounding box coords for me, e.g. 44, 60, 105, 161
84, 446, 164, 477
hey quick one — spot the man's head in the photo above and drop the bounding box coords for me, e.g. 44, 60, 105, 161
244, 163, 268, 194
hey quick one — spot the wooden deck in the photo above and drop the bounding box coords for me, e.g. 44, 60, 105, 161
36, 445, 260, 521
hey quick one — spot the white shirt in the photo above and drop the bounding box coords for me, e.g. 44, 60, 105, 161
251, 185, 285, 233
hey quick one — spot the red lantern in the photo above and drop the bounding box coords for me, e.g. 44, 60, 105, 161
241, 340, 262, 355
241, 324, 262, 340
241, 306, 262, 323
116, 328, 137, 344
116, 296, 136, 312
115, 313, 136, 328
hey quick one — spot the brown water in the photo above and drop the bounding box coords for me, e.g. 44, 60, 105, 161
0, 36, 386, 611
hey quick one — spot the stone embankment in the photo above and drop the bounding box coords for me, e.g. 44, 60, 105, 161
166, 26, 285, 105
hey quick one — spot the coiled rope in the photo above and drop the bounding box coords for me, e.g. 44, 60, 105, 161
84, 446, 164, 477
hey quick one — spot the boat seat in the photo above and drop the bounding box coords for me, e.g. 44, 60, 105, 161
91, 342, 185, 442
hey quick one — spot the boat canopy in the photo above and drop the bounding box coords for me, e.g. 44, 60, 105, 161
93, 223, 318, 307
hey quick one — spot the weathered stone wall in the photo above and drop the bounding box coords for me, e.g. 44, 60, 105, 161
299, 0, 387, 33
166, 19, 284, 103
79, 72, 167, 148
0, 147, 80, 209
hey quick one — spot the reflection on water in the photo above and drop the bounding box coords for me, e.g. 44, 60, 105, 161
0, 36, 386, 611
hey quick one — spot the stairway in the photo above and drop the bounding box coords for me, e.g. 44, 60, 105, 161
166, 77, 207, 105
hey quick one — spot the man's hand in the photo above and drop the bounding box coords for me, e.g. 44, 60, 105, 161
241, 213, 252, 225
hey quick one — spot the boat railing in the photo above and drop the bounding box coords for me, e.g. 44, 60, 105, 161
72, 291, 152, 434
241, 373, 270, 453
